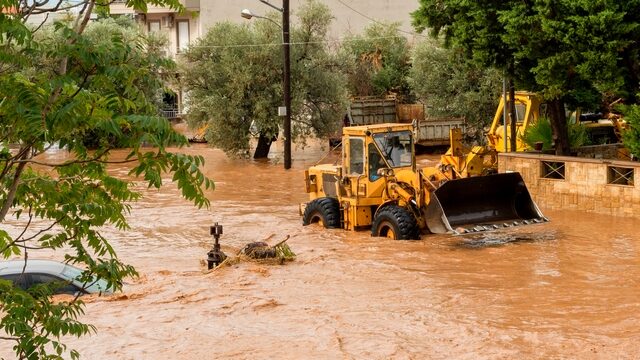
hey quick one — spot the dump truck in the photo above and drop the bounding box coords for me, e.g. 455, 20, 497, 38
302, 123, 547, 239
330, 96, 466, 148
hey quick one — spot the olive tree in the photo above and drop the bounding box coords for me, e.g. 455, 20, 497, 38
339, 22, 412, 102
181, 0, 347, 159
0, 2, 212, 359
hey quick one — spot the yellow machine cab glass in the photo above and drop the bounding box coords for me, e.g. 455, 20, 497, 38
372, 131, 412, 168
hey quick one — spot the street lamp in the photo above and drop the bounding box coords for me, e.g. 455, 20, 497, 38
241, 0, 292, 170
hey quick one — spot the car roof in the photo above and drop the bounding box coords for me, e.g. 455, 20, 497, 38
0, 259, 113, 294
0, 259, 69, 275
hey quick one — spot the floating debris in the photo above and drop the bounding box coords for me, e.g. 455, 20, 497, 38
454, 230, 557, 249
207, 234, 296, 272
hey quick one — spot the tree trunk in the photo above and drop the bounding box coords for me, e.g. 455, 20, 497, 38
548, 98, 571, 155
508, 80, 517, 152
253, 133, 273, 159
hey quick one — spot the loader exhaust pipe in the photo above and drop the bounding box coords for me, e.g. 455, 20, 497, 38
425, 172, 547, 234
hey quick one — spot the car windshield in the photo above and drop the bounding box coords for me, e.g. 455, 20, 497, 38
61, 264, 84, 280
61, 264, 108, 291
372, 131, 412, 168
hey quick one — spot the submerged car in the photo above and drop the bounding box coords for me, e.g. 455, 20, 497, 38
0, 259, 113, 295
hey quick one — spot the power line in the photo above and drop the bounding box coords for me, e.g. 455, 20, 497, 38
334, 0, 427, 38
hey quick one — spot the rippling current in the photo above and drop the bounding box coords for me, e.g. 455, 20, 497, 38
2, 140, 639, 359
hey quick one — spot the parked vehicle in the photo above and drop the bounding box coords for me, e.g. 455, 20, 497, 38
302, 123, 547, 239
487, 91, 626, 151
437, 91, 633, 179
0, 259, 114, 295
330, 96, 466, 148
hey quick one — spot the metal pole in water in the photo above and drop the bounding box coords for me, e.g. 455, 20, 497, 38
207, 223, 227, 269
502, 74, 508, 153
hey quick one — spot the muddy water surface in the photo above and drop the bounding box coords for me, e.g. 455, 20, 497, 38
2, 142, 640, 359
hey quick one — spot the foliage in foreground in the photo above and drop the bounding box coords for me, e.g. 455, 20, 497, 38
1, 2, 212, 359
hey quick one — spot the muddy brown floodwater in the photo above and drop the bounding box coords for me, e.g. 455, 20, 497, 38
2, 141, 640, 360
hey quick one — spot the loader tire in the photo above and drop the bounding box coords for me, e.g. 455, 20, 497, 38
302, 197, 341, 228
372, 205, 420, 240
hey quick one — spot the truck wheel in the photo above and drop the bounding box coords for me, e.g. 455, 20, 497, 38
302, 197, 341, 228
372, 205, 420, 240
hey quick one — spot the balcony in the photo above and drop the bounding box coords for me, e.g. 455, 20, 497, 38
110, 0, 199, 15
160, 108, 182, 120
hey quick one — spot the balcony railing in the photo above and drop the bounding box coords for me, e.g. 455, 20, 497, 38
160, 108, 182, 119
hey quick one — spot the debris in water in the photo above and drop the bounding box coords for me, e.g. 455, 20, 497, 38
206, 234, 296, 272
454, 230, 556, 249
241, 242, 276, 259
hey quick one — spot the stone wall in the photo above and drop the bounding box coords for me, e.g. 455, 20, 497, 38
574, 144, 627, 160
499, 152, 640, 217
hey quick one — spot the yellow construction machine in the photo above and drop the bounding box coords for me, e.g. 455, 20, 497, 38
302, 123, 548, 239
433, 91, 544, 179
436, 91, 629, 178
487, 91, 625, 149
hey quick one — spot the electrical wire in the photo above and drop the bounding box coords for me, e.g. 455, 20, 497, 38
334, 0, 427, 38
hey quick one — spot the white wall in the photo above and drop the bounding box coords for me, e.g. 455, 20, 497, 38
198, 0, 419, 39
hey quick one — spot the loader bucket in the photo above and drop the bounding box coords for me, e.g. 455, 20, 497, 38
425, 172, 547, 234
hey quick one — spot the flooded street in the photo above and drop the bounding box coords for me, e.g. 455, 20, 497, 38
3, 141, 640, 359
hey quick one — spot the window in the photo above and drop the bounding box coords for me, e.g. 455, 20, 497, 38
607, 166, 634, 186
541, 161, 565, 179
514, 102, 526, 123
148, 20, 160, 33
30, 273, 83, 295
348, 138, 364, 175
177, 20, 190, 52
0, 273, 27, 289
368, 143, 384, 181
372, 130, 413, 168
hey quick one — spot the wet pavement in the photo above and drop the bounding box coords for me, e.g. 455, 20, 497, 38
2, 141, 639, 359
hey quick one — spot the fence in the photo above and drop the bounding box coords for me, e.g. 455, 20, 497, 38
499, 152, 640, 217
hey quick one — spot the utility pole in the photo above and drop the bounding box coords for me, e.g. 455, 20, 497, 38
282, 0, 291, 169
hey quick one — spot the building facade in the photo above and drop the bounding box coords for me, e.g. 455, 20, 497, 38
109, 0, 419, 116
201, 0, 419, 39
110, 0, 201, 58
110, 0, 419, 58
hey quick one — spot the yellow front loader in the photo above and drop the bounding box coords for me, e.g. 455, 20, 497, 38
302, 123, 547, 239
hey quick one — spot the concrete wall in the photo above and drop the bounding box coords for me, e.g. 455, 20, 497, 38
574, 144, 627, 160
499, 152, 640, 217
199, 0, 420, 39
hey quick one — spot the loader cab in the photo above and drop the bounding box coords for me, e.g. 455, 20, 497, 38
368, 130, 414, 180
487, 91, 543, 152
335, 124, 415, 230
341, 124, 415, 198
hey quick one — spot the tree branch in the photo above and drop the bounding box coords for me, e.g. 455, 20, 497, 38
14, 205, 33, 242
0, 147, 30, 223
